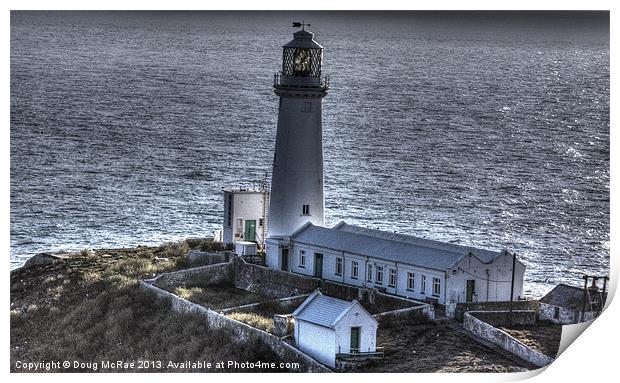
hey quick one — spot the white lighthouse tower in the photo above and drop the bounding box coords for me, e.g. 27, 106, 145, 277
266, 25, 329, 270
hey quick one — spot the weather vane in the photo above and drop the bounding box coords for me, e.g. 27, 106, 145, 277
292, 21, 310, 30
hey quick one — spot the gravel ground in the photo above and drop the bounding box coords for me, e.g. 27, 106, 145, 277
500, 324, 562, 357
358, 321, 529, 373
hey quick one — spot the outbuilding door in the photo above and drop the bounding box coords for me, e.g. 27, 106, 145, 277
281, 248, 289, 271
350, 327, 360, 353
314, 253, 323, 278
244, 220, 256, 241
466, 279, 476, 302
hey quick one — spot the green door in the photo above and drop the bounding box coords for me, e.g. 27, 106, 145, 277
350, 327, 360, 353
466, 280, 475, 302
314, 253, 323, 278
244, 220, 256, 242
281, 248, 289, 271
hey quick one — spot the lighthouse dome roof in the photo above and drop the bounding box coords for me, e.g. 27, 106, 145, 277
283, 29, 323, 49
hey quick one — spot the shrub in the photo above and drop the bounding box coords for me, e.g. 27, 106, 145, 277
199, 239, 225, 253
228, 312, 274, 333
378, 308, 431, 328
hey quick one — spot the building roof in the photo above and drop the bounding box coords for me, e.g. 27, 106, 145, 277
290, 222, 506, 271
292, 291, 375, 328
334, 222, 504, 264
222, 186, 267, 194
283, 29, 323, 49
540, 283, 608, 311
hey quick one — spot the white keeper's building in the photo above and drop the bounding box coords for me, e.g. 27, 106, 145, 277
267, 222, 525, 305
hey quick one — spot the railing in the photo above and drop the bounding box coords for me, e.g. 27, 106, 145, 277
274, 72, 330, 90
336, 346, 385, 360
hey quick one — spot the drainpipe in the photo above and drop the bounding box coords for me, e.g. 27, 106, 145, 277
444, 271, 448, 305
485, 269, 490, 302
342, 251, 346, 284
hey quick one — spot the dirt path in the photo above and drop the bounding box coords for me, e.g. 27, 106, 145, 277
500, 324, 562, 357
359, 320, 530, 372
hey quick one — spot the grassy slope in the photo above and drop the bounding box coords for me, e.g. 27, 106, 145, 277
10, 242, 282, 372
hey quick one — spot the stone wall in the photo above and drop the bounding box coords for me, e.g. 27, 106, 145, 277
151, 262, 234, 290
538, 302, 597, 324
463, 312, 554, 368
139, 281, 331, 373
233, 258, 321, 297
454, 300, 539, 321
373, 303, 435, 322
221, 294, 310, 315
188, 250, 229, 265
469, 310, 537, 326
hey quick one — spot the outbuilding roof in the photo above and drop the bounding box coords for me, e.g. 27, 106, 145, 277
540, 283, 607, 311
292, 291, 375, 328
290, 222, 506, 271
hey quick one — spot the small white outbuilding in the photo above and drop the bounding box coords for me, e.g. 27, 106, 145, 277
292, 290, 378, 368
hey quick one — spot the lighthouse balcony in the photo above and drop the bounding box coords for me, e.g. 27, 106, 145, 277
274, 73, 329, 90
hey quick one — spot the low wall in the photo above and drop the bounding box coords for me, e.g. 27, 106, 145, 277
469, 310, 537, 326
152, 261, 234, 290
221, 294, 310, 315
373, 303, 435, 322
538, 302, 597, 324
463, 312, 554, 368
234, 258, 321, 297
454, 300, 539, 321
140, 281, 331, 373
188, 250, 229, 265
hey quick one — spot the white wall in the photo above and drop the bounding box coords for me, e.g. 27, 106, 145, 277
446, 252, 526, 303
223, 191, 267, 245
395, 264, 446, 303
276, 241, 525, 305
333, 304, 377, 354
294, 319, 336, 367
268, 95, 326, 238
265, 238, 283, 269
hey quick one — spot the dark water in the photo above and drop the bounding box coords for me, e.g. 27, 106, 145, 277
10, 11, 609, 297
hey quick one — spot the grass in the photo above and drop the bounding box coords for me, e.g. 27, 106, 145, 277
10, 242, 285, 372
377, 309, 432, 328
228, 312, 274, 333
171, 283, 268, 310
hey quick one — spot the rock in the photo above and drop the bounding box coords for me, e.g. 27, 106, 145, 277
23, 253, 58, 269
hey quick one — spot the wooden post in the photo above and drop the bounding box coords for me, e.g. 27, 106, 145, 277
581, 275, 589, 322
601, 276, 609, 315
509, 253, 516, 325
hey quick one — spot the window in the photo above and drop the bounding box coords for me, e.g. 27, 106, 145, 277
388, 269, 397, 287
554, 306, 560, 319
433, 277, 441, 296
302, 204, 310, 215
407, 272, 415, 291
335, 257, 343, 276
376, 266, 384, 285
299, 250, 306, 268
367, 264, 373, 282
351, 261, 359, 279
420, 275, 426, 294
236, 218, 243, 236
226, 194, 233, 226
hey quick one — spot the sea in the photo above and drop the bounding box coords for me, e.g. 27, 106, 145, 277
10, 11, 610, 298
